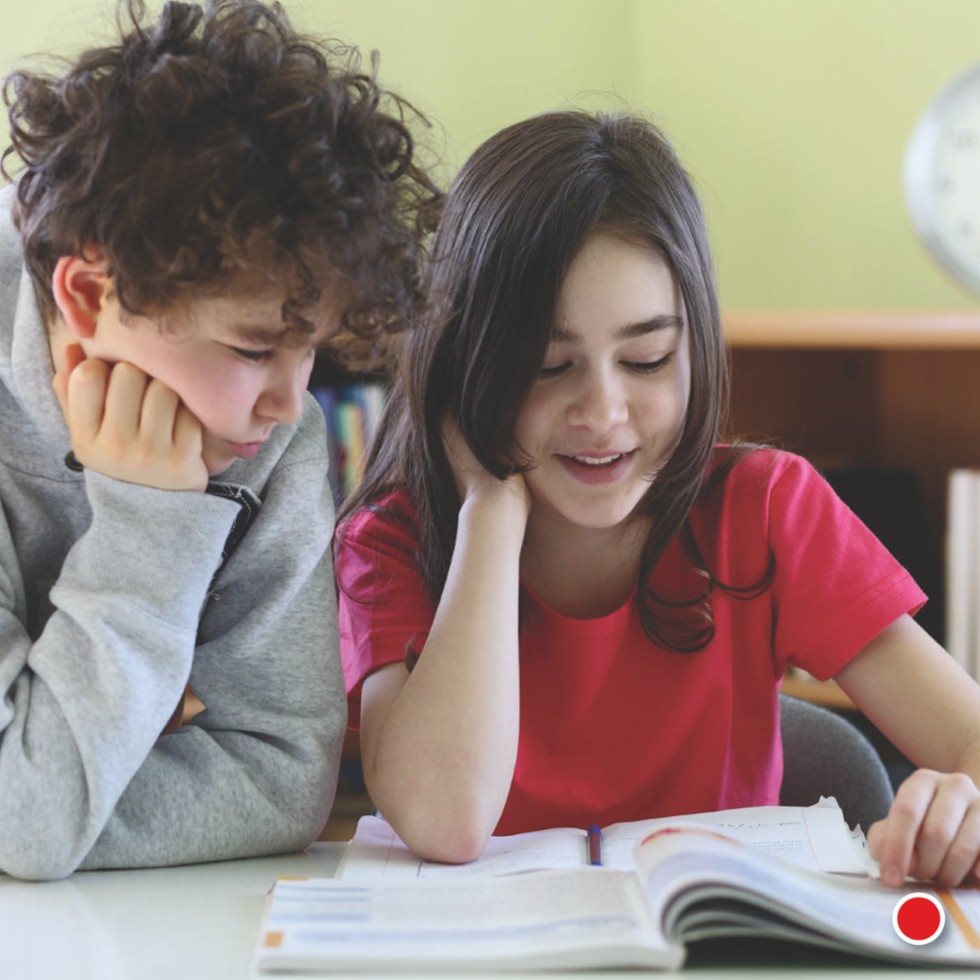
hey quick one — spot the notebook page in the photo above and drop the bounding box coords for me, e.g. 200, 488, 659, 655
341, 815, 588, 881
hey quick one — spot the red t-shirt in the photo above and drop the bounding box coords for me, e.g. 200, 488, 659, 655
337, 449, 925, 835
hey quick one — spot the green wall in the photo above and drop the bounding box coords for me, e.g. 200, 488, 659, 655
3, 0, 978, 309
631, 0, 980, 308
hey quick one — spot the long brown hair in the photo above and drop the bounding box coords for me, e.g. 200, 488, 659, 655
341, 110, 771, 651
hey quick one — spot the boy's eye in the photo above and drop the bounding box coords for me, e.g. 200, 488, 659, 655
624, 353, 674, 374
230, 346, 275, 363
538, 362, 571, 379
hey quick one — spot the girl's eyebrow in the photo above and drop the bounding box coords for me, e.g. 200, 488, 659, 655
550, 314, 683, 344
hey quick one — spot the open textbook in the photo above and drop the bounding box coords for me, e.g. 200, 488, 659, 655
339, 797, 873, 880
252, 799, 980, 972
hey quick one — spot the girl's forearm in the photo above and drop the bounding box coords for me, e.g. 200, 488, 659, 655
365, 491, 526, 862
953, 738, 980, 786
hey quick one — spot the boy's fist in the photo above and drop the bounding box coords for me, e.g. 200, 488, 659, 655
53, 344, 208, 492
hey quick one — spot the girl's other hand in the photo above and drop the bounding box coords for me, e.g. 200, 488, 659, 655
442, 420, 531, 515
868, 768, 980, 887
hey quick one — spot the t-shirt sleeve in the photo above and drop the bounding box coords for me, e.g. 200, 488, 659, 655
335, 496, 436, 727
766, 454, 927, 680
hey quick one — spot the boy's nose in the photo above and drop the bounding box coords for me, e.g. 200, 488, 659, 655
259, 371, 306, 426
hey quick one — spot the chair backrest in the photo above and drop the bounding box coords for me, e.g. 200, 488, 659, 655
778, 693, 894, 831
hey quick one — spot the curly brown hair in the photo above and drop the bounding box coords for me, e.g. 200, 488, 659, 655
2, 0, 442, 360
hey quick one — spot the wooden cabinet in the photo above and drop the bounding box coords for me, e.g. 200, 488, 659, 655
727, 310, 980, 531
727, 309, 980, 711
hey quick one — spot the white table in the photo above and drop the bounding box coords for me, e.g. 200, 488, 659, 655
0, 845, 339, 980
0, 844, 955, 979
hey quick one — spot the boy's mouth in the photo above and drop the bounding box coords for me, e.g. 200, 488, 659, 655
227, 440, 266, 460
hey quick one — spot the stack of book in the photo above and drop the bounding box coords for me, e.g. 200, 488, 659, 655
310, 383, 386, 504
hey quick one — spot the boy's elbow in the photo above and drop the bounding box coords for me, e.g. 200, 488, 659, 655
0, 798, 90, 880
272, 738, 344, 852
1, 840, 83, 881
287, 795, 334, 851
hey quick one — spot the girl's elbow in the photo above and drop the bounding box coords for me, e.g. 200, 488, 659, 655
379, 795, 494, 864
400, 819, 490, 865
365, 762, 503, 864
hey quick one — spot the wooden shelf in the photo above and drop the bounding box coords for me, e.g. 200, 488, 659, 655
728, 319, 980, 608
725, 309, 980, 349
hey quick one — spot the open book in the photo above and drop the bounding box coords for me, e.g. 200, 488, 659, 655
339, 797, 873, 880
251, 799, 980, 972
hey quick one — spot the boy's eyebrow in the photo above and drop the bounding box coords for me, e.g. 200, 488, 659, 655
230, 323, 289, 345
550, 314, 683, 344
225, 317, 340, 349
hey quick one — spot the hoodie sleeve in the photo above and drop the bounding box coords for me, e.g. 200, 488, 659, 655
79, 408, 344, 870
0, 473, 238, 880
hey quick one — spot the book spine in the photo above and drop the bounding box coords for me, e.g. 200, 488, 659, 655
946, 469, 976, 676
973, 471, 980, 683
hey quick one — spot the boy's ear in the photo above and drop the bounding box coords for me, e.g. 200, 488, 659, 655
51, 254, 111, 340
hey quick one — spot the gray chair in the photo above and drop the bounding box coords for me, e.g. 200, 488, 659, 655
779, 693, 894, 831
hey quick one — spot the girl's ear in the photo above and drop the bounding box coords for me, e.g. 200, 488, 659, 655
51, 254, 110, 340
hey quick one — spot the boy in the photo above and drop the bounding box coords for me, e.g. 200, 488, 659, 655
0, 0, 440, 880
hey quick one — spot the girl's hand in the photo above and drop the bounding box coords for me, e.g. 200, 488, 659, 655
442, 420, 531, 515
53, 343, 208, 492
868, 768, 980, 887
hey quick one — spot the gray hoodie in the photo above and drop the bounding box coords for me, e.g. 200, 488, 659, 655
0, 190, 345, 880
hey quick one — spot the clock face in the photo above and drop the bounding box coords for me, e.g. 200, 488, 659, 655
905, 63, 980, 293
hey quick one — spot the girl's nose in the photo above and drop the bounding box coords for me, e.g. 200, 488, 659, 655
567, 373, 628, 432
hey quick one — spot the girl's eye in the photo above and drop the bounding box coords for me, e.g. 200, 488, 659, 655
231, 346, 275, 363
538, 362, 571, 379
624, 353, 674, 374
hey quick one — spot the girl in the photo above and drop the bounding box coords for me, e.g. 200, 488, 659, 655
336, 110, 980, 888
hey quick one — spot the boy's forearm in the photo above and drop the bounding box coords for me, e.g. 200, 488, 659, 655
81, 679, 345, 869
0, 478, 237, 880
84, 455, 344, 868
366, 493, 525, 862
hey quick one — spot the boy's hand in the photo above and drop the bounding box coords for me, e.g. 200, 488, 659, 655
53, 344, 208, 492
868, 768, 980, 887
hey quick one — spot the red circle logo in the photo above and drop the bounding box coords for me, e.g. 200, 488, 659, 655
892, 892, 945, 945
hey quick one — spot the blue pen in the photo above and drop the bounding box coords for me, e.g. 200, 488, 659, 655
587, 824, 603, 866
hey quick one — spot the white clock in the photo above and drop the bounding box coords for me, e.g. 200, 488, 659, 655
904, 63, 980, 293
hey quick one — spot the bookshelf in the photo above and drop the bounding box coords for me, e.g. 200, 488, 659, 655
307, 355, 385, 838
724, 310, 980, 350
308, 355, 387, 509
